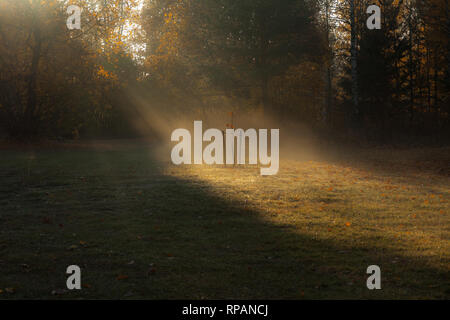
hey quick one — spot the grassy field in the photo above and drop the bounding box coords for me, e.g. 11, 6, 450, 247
0, 141, 448, 299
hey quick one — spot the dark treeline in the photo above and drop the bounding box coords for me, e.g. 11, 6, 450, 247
0, 0, 449, 144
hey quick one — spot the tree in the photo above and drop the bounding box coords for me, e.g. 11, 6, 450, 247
182, 0, 323, 118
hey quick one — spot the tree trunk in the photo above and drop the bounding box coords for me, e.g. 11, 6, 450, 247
408, 8, 415, 126
259, 13, 270, 124
350, 0, 359, 123
25, 2, 42, 137
324, 0, 333, 126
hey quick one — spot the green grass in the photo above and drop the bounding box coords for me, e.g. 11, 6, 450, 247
0, 142, 448, 299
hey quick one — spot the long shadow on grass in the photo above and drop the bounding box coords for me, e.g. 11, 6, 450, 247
127, 174, 448, 299
0, 148, 448, 299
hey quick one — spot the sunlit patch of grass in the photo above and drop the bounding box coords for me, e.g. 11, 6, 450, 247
165, 155, 449, 276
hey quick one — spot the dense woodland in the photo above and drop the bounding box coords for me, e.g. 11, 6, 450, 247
0, 0, 449, 143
